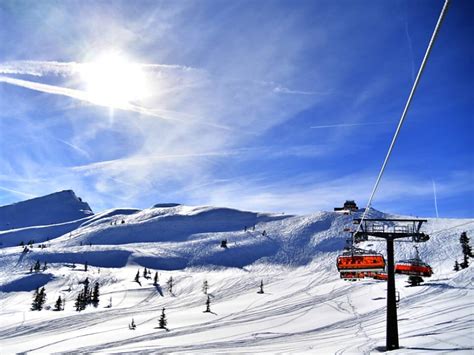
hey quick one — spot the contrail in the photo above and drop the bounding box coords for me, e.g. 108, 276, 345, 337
0, 61, 78, 76
54, 138, 91, 159
432, 179, 439, 218
0, 75, 90, 101
310, 121, 389, 129
71, 150, 245, 173
0, 186, 35, 199
0, 60, 198, 77
0, 60, 318, 99
404, 16, 416, 81
0, 75, 233, 131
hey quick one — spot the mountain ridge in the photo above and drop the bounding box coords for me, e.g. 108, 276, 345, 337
0, 190, 93, 231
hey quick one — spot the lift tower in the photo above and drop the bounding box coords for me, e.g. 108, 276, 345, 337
353, 218, 429, 351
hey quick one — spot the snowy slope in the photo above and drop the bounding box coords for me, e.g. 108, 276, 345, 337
0, 192, 473, 353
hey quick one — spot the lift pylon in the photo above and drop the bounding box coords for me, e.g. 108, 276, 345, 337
353, 218, 429, 351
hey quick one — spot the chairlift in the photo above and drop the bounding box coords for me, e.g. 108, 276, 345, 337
340, 271, 366, 280
412, 233, 430, 243
337, 247, 386, 273
372, 272, 388, 281
395, 246, 433, 277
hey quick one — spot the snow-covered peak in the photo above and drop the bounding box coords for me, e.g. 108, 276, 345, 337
0, 190, 93, 231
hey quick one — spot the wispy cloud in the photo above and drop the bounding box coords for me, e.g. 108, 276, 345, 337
0, 0, 469, 218
273, 85, 323, 96
187, 172, 474, 216
0, 7, 396, 212
71, 144, 327, 174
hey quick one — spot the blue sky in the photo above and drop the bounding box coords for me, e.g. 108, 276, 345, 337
0, 0, 472, 217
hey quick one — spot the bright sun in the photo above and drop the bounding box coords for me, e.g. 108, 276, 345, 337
80, 52, 148, 107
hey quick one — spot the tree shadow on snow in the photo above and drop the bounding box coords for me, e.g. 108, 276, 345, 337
154, 327, 170, 332
154, 284, 164, 296
404, 346, 473, 352
421, 282, 473, 290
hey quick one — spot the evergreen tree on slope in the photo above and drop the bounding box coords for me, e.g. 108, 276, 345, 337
158, 308, 168, 330
460, 232, 473, 269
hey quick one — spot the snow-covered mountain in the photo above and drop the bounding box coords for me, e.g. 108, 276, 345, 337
0, 190, 92, 231
0, 191, 472, 353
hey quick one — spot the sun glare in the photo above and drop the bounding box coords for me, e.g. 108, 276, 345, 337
80, 52, 148, 107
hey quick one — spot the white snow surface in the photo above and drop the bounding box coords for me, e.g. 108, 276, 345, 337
0, 193, 473, 354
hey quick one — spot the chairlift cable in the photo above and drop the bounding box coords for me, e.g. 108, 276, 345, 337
429, 220, 474, 236
354, 0, 450, 241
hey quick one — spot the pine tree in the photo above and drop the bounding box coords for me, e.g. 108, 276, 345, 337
74, 277, 92, 311
454, 260, 460, 271
92, 282, 100, 307
143, 267, 148, 278
83, 278, 90, 304
39, 287, 46, 309
84, 261, 88, 271
42, 261, 47, 271
33, 260, 41, 272
204, 295, 211, 313
202, 280, 209, 295
54, 296, 63, 311
460, 232, 472, 269
153, 272, 159, 285
166, 276, 173, 294
158, 308, 167, 329
31, 288, 40, 310
257, 280, 264, 294
407, 275, 424, 286
135, 270, 140, 283
62, 297, 66, 311
75, 292, 84, 311
31, 287, 47, 311
129, 318, 136, 330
